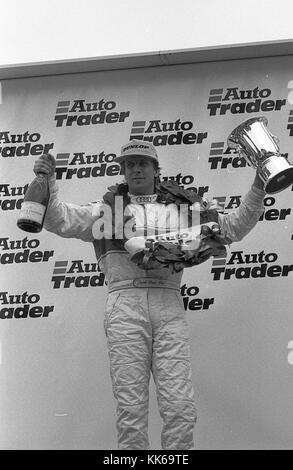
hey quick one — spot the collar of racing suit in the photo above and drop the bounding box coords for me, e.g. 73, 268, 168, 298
128, 193, 158, 204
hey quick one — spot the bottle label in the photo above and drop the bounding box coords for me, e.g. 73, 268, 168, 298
19, 201, 46, 224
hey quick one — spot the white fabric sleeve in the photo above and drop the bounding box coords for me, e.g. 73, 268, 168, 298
43, 176, 103, 242
218, 185, 266, 242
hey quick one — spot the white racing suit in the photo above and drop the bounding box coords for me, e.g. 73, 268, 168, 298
44, 176, 265, 449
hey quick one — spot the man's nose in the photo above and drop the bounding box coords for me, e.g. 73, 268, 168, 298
133, 164, 142, 173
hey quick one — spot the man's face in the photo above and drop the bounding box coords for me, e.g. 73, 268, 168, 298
124, 156, 158, 195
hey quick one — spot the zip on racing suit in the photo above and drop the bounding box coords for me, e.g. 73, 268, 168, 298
43, 175, 265, 450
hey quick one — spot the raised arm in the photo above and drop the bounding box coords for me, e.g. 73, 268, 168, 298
34, 154, 101, 242
218, 173, 266, 242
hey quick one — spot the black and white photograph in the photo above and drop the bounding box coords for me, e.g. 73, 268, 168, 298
0, 0, 293, 458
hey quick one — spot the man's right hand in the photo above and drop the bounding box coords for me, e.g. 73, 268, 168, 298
33, 153, 56, 177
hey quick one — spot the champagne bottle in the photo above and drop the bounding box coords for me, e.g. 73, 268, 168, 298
17, 173, 50, 233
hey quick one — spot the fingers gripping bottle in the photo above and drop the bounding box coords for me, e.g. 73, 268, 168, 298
17, 173, 50, 233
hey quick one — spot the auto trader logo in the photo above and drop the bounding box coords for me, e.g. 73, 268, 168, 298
207, 86, 286, 116
0, 131, 54, 158
211, 250, 293, 281
54, 98, 130, 127
129, 119, 208, 146
0, 291, 54, 319
51, 259, 105, 288
0, 183, 28, 211
208, 141, 247, 170
212, 194, 291, 223
0, 236, 54, 265
54, 151, 122, 180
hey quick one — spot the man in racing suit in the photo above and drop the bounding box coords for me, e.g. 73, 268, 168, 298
33, 139, 266, 450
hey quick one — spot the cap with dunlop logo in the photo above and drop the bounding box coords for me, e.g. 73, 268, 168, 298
114, 139, 159, 164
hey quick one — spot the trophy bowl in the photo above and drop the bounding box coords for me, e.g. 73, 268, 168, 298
227, 116, 293, 194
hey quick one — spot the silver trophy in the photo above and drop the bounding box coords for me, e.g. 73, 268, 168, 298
227, 116, 293, 194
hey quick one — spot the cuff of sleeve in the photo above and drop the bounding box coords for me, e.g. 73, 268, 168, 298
250, 184, 266, 199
